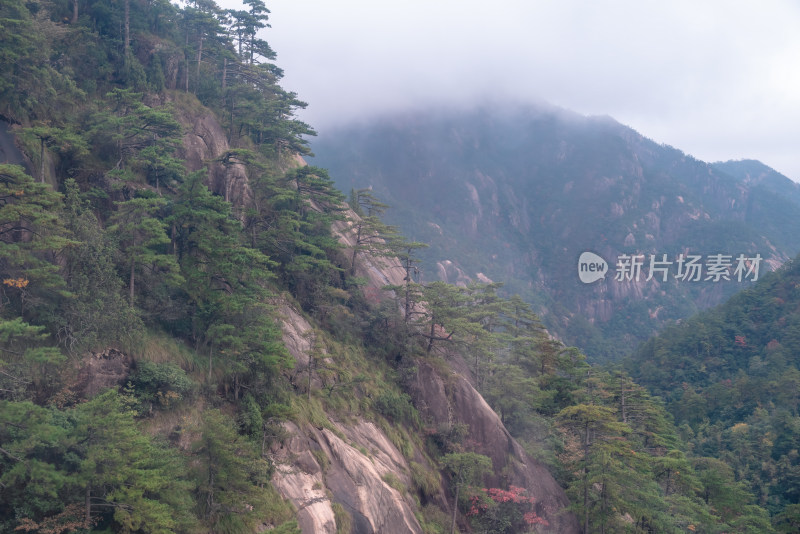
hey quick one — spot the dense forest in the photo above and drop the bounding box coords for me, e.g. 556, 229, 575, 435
0, 0, 791, 532
628, 257, 800, 532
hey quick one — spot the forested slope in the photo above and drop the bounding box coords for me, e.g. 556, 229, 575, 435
0, 0, 780, 532
628, 255, 800, 530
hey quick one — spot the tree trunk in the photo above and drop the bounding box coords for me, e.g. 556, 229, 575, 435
184, 32, 190, 92
221, 57, 227, 105
450, 482, 460, 534
39, 138, 45, 183
196, 35, 203, 92
85, 484, 91, 528
129, 256, 135, 306
206, 469, 215, 515
123, 0, 130, 64
427, 319, 436, 354
71, 0, 78, 24
403, 253, 416, 324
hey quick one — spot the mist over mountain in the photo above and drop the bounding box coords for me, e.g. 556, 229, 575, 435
311, 104, 800, 360
713, 159, 800, 208
4, 0, 799, 530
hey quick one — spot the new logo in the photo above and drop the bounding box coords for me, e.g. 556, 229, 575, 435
578, 252, 608, 284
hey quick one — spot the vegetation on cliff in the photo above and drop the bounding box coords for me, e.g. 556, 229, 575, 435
0, 0, 783, 532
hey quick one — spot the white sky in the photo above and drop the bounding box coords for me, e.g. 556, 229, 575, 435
220, 0, 800, 181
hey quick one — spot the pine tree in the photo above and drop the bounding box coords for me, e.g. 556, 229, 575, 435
0, 164, 75, 319
192, 408, 274, 533
346, 188, 400, 275
108, 193, 181, 306
441, 452, 492, 534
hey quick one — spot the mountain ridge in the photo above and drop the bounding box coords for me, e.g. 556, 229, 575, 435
311, 104, 800, 360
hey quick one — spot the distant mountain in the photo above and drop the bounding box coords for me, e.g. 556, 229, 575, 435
713, 159, 800, 208
311, 104, 800, 360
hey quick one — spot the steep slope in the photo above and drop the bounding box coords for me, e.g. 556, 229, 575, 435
713, 159, 800, 208
266, 212, 580, 533
0, 1, 775, 532
273, 304, 424, 534
311, 105, 800, 360
273, 298, 580, 533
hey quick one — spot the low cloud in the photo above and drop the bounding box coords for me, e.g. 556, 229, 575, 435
223, 0, 800, 180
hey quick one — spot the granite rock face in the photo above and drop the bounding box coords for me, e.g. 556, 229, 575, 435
175, 101, 253, 209
274, 302, 423, 534
407, 357, 580, 533
274, 214, 579, 532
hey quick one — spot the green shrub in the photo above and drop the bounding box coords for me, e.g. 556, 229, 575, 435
410, 461, 440, 500
332, 502, 352, 534
419, 504, 449, 534
239, 393, 264, 438
129, 360, 196, 411
381, 472, 406, 493
374, 391, 419, 427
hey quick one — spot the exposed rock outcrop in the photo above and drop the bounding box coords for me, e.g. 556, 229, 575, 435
172, 96, 253, 208
331, 209, 408, 303
274, 302, 423, 534
274, 163, 578, 533
74, 348, 132, 399
435, 259, 473, 287
271, 420, 423, 534
408, 357, 580, 533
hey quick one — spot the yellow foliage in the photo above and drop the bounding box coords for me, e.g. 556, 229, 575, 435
156, 390, 181, 407
3, 277, 29, 288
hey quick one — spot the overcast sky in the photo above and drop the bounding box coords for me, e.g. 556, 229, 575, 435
221, 0, 800, 181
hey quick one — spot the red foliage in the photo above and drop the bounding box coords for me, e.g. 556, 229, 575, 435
466, 486, 548, 526
734, 335, 747, 347
487, 485, 533, 504
524, 511, 548, 526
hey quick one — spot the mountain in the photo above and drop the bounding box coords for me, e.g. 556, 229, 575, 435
625, 253, 800, 526
311, 105, 800, 360
0, 0, 785, 531
713, 159, 800, 208
0, 1, 581, 531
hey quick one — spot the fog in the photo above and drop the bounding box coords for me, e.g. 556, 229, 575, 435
220, 0, 800, 181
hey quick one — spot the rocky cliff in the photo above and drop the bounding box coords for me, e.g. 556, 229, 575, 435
407, 356, 578, 532
268, 210, 579, 533
30, 101, 579, 532
273, 303, 424, 534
